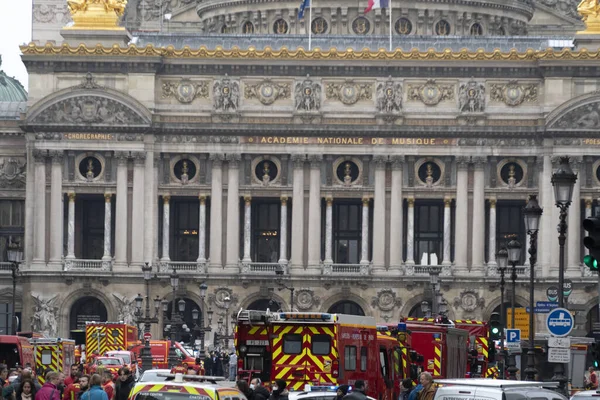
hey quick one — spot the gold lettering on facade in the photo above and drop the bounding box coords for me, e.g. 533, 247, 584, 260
65, 133, 114, 140
248, 136, 449, 146
584, 138, 600, 145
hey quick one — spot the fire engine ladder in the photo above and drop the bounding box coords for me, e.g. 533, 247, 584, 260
237, 309, 272, 324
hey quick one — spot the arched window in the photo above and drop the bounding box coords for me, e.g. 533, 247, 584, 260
470, 23, 483, 36
163, 298, 201, 344
248, 299, 281, 312
70, 296, 108, 332
408, 302, 430, 318
328, 301, 365, 316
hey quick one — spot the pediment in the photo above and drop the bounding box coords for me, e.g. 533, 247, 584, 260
26, 76, 152, 129
547, 91, 600, 130
530, 2, 583, 26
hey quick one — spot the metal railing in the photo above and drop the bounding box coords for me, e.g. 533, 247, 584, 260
159, 260, 206, 273
322, 263, 370, 275
239, 262, 282, 274
64, 259, 112, 271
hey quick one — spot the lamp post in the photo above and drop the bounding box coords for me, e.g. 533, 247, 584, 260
496, 248, 508, 379
506, 239, 521, 380
275, 265, 295, 311
191, 282, 213, 360
134, 263, 161, 371
6, 243, 23, 335
167, 268, 185, 368
428, 266, 442, 316
523, 195, 543, 381
551, 156, 577, 394
420, 300, 431, 318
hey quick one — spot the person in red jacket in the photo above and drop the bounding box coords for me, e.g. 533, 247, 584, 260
101, 371, 115, 400
64, 366, 81, 388
63, 375, 89, 400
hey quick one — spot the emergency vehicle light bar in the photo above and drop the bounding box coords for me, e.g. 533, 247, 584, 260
277, 313, 333, 321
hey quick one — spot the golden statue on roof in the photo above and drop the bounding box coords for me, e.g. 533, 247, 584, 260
65, 0, 128, 30
577, 0, 600, 34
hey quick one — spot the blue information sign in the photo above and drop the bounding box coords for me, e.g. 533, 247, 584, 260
546, 307, 574, 337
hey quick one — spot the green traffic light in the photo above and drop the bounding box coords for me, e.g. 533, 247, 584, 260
584, 255, 599, 270
595, 360, 599, 368
491, 327, 499, 334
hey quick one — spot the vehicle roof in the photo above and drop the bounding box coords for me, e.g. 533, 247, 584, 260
572, 390, 600, 397
436, 379, 559, 388
288, 392, 376, 400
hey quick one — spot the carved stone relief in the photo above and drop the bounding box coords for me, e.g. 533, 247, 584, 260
538, 0, 581, 20
294, 75, 322, 112
371, 289, 402, 312
213, 75, 240, 112
31, 294, 59, 338
137, 0, 194, 21
489, 81, 538, 106
209, 287, 239, 310
453, 289, 485, 312
407, 80, 454, 106
459, 79, 486, 113
326, 81, 372, 105
244, 80, 290, 105
155, 135, 239, 144
0, 158, 26, 188
295, 288, 321, 311
162, 80, 209, 103
551, 101, 600, 129
113, 294, 136, 326
375, 79, 403, 113
33, 3, 71, 24
32, 96, 146, 125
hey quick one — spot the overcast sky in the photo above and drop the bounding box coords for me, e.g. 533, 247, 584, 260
0, 0, 32, 91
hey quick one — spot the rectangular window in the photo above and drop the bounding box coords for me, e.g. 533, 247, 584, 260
379, 347, 389, 378
344, 346, 357, 370
333, 202, 362, 264
360, 346, 367, 371
414, 201, 444, 265
311, 335, 331, 355
41, 349, 53, 365
283, 334, 302, 354
252, 201, 281, 262
496, 201, 526, 264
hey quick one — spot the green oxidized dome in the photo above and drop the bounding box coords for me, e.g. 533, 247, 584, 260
0, 56, 27, 103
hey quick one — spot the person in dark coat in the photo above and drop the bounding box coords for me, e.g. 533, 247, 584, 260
342, 380, 367, 400
114, 368, 134, 400
250, 378, 270, 400
268, 379, 288, 400
203, 353, 213, 376
335, 385, 349, 400
236, 381, 254, 400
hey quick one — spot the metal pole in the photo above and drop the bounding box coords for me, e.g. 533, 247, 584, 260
290, 288, 295, 312
141, 278, 153, 371
500, 267, 506, 379
507, 262, 518, 379
552, 206, 568, 394
11, 264, 17, 335
224, 309, 229, 350
524, 230, 538, 381
168, 286, 178, 368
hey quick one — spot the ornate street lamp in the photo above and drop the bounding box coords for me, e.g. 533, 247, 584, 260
168, 268, 180, 368
420, 301, 431, 318
551, 156, 576, 395
134, 263, 161, 371
523, 195, 543, 381
6, 243, 22, 335
506, 239, 521, 380
496, 248, 508, 379
191, 282, 212, 360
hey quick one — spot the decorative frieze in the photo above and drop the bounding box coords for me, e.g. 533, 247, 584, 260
295, 75, 322, 112
407, 80, 454, 106
162, 80, 209, 103
244, 80, 291, 105
458, 79, 485, 113
326, 81, 372, 105
0, 158, 26, 188
489, 81, 538, 106
155, 135, 239, 143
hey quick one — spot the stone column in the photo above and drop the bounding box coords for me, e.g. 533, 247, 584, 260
372, 156, 387, 272
66, 193, 76, 260
290, 155, 305, 270
567, 158, 582, 273
25, 149, 35, 265
242, 196, 252, 263
209, 155, 224, 271
324, 197, 333, 264
144, 148, 155, 264
307, 155, 322, 270
488, 199, 497, 266
161, 196, 170, 262
454, 157, 469, 271
442, 198, 452, 265
585, 198, 593, 256
49, 151, 64, 264
279, 196, 288, 265
226, 154, 241, 271
197, 195, 207, 263
389, 157, 404, 274
360, 197, 370, 265
103, 193, 112, 261
114, 153, 128, 267
471, 157, 486, 271
406, 198, 415, 266
33, 151, 46, 264
131, 152, 146, 266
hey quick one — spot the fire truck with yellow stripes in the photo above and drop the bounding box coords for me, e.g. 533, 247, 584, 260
85, 322, 138, 357
235, 310, 405, 400
31, 338, 75, 385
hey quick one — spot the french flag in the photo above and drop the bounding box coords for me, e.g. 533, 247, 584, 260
364, 0, 389, 13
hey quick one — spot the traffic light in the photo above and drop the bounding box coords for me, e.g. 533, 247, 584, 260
489, 312, 502, 340
591, 342, 600, 368
583, 217, 600, 272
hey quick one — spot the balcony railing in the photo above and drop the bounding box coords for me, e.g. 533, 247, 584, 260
0, 262, 14, 272
239, 262, 283, 274
322, 263, 370, 276
158, 261, 206, 274
405, 265, 452, 276
64, 259, 112, 271
486, 265, 528, 277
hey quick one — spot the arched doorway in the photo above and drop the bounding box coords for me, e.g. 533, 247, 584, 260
328, 300, 365, 316
408, 302, 429, 318
163, 298, 201, 345
248, 299, 281, 312
69, 296, 108, 342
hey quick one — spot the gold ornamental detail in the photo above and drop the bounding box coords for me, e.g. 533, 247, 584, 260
489, 81, 538, 106
65, 0, 128, 30
577, 0, 600, 34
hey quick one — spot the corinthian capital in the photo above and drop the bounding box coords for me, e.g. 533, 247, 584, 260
209, 153, 225, 167
308, 154, 323, 168
390, 156, 405, 169
291, 154, 306, 168
49, 150, 64, 164
226, 153, 242, 167
456, 156, 470, 170
372, 155, 388, 169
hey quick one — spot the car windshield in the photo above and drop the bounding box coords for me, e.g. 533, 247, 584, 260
134, 392, 212, 400
111, 354, 131, 363
139, 371, 171, 382
98, 358, 122, 366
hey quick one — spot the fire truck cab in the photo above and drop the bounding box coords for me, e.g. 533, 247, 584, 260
236, 310, 403, 400
85, 322, 138, 356
31, 338, 75, 385
451, 320, 490, 378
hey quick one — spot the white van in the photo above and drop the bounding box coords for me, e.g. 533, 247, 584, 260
434, 379, 567, 400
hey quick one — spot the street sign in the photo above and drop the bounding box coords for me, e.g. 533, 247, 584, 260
546, 307, 574, 337
547, 286, 559, 302
506, 329, 521, 343
143, 332, 152, 341
548, 337, 570, 348
507, 308, 530, 338
548, 347, 571, 363
526, 301, 559, 314
563, 279, 573, 297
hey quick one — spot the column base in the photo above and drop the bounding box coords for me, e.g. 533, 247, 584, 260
46, 261, 63, 271
441, 260, 452, 266
224, 263, 239, 273
372, 264, 395, 276
566, 265, 582, 277
305, 262, 322, 275
30, 260, 48, 271
289, 262, 305, 273
452, 264, 470, 276
405, 260, 415, 266
102, 255, 112, 262
387, 264, 403, 276
207, 263, 223, 274
112, 262, 130, 272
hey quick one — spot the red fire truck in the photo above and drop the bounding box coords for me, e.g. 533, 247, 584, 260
85, 322, 138, 356
452, 319, 490, 378
235, 310, 405, 399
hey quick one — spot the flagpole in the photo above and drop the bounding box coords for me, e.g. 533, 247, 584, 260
388, 0, 392, 52
308, 0, 313, 51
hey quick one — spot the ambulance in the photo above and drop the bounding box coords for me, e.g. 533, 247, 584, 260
85, 322, 138, 356
31, 338, 75, 385
0, 335, 34, 368
235, 310, 404, 400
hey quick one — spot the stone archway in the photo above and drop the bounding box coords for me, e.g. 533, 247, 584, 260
59, 288, 116, 340
327, 300, 365, 316
241, 292, 287, 312
320, 292, 371, 316
247, 298, 282, 311
68, 296, 108, 344
162, 297, 201, 345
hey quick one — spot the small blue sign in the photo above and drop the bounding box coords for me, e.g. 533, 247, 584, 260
506, 329, 521, 343
546, 307, 574, 337
537, 301, 559, 308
